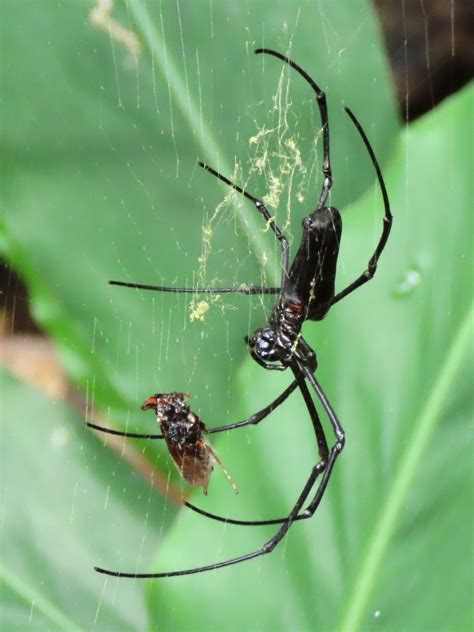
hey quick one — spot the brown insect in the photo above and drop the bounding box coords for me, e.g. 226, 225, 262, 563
141, 392, 238, 495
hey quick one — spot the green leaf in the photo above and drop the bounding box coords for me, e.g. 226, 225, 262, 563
146, 86, 473, 631
1, 0, 397, 429
1, 0, 418, 628
0, 370, 174, 630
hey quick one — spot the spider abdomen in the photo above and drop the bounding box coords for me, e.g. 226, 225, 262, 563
284, 206, 342, 321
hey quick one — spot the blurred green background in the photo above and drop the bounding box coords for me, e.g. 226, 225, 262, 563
1, 1, 472, 630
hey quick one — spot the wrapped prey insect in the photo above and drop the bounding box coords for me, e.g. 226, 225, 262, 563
141, 392, 238, 495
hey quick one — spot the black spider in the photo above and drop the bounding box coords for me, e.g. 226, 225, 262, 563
91, 48, 392, 579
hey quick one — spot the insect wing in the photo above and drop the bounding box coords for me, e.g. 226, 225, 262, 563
165, 436, 213, 491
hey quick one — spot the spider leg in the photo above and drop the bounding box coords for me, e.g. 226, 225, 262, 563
109, 280, 280, 295
331, 107, 392, 305
253, 358, 287, 371
198, 161, 290, 279
85, 422, 164, 439
206, 379, 298, 434
255, 49, 332, 210
191, 364, 343, 528
185, 364, 336, 527
94, 445, 326, 578
248, 347, 287, 371
186, 430, 337, 527
298, 361, 345, 450
86, 380, 297, 440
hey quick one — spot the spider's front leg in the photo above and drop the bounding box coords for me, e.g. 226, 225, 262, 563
108, 158, 293, 296
198, 162, 290, 284
331, 107, 392, 306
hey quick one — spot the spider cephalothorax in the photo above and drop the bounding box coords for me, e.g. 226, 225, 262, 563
247, 308, 317, 371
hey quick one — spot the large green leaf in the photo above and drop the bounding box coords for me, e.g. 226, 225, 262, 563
0, 370, 174, 630
5, 1, 454, 629
1, 0, 397, 431
145, 86, 473, 630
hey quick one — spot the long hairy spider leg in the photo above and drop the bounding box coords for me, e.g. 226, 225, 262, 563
255, 48, 332, 209
288, 364, 344, 520
331, 107, 392, 305
94, 450, 325, 578
298, 363, 345, 516
109, 280, 280, 295
86, 380, 297, 440
206, 379, 298, 434
292, 364, 329, 460
299, 362, 345, 450
85, 422, 164, 439
184, 366, 331, 526
198, 161, 290, 279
